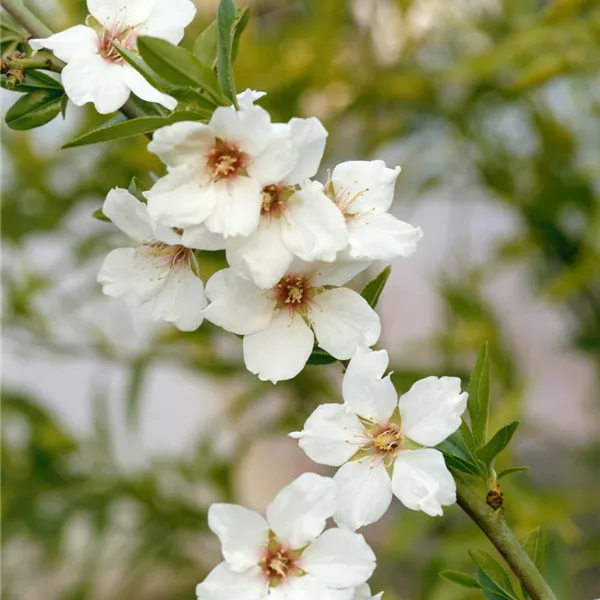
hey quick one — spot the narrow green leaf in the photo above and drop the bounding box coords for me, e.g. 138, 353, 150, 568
469, 550, 518, 600
523, 526, 543, 568
478, 570, 518, 600
467, 343, 490, 446
216, 0, 237, 104
194, 19, 218, 67
475, 421, 519, 466
360, 266, 391, 308
232, 7, 250, 61
440, 570, 482, 589
2, 70, 62, 93
459, 419, 477, 451
116, 43, 170, 92
5, 89, 63, 130
62, 111, 205, 148
307, 346, 337, 365
497, 465, 529, 479
137, 36, 224, 102
92, 208, 111, 222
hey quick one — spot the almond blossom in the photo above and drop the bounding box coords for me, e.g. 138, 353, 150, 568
30, 0, 196, 114
202, 260, 379, 383
291, 347, 468, 529
97, 187, 206, 331
326, 160, 423, 261
196, 473, 376, 600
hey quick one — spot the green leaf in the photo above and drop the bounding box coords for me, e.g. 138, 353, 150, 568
497, 466, 529, 479
194, 19, 218, 67
442, 452, 482, 476
360, 266, 391, 308
5, 89, 64, 130
469, 550, 518, 600
475, 421, 519, 466
12, 70, 63, 93
62, 111, 205, 148
232, 7, 250, 61
128, 176, 147, 202
523, 526, 543, 568
440, 570, 482, 589
468, 343, 490, 447
306, 346, 337, 365
216, 0, 237, 104
137, 36, 224, 103
92, 208, 111, 223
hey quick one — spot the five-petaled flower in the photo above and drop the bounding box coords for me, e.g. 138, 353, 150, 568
196, 473, 376, 600
327, 160, 423, 261
97, 188, 206, 331
291, 347, 468, 529
201, 260, 379, 383
30, 0, 196, 114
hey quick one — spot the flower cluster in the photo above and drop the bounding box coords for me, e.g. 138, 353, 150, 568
98, 90, 423, 382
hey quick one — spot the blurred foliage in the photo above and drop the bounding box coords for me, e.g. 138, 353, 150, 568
2, 0, 600, 599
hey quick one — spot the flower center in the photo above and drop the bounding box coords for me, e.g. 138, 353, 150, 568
206, 141, 248, 182
144, 242, 194, 271
260, 545, 300, 586
372, 425, 402, 453
261, 185, 294, 219
97, 26, 137, 63
270, 274, 317, 317
325, 181, 363, 221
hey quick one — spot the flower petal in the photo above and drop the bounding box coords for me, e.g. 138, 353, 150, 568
97, 247, 137, 299
87, 0, 151, 28
203, 269, 275, 335
61, 55, 130, 114
123, 65, 176, 110
143, 0, 196, 44
236, 89, 267, 110
310, 288, 381, 360
391, 448, 456, 516
342, 347, 397, 423
348, 213, 423, 261
148, 121, 214, 169
208, 504, 269, 572
352, 584, 381, 600
149, 267, 206, 331
300, 529, 376, 588
398, 376, 468, 447
307, 258, 372, 287
225, 220, 294, 289
280, 184, 348, 262
243, 311, 313, 383
209, 105, 273, 156
331, 160, 400, 214
269, 574, 351, 600
196, 562, 267, 600
102, 187, 154, 242
289, 403, 365, 467
283, 117, 328, 185
204, 177, 262, 238
30, 25, 98, 62
266, 473, 335, 549
248, 124, 299, 185
182, 224, 226, 251
333, 461, 393, 531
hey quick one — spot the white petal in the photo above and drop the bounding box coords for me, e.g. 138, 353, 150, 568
145, 168, 215, 228
300, 529, 376, 588
123, 65, 177, 110
243, 311, 313, 383
182, 225, 226, 250
129, 246, 171, 301
143, 0, 196, 44
283, 117, 328, 185
342, 347, 397, 423
61, 55, 130, 114
236, 89, 266, 110
308, 258, 372, 287
348, 213, 423, 261
331, 161, 400, 214
280, 185, 348, 262
204, 177, 262, 238
97, 247, 137, 299
269, 574, 349, 600
30, 25, 98, 62
196, 562, 267, 600
391, 448, 456, 516
333, 461, 393, 531
225, 220, 293, 289
266, 473, 335, 549
148, 121, 214, 169
208, 504, 269, 572
289, 403, 365, 467
310, 288, 381, 360
398, 377, 468, 447
149, 267, 206, 331
209, 105, 273, 156
247, 124, 299, 185
203, 269, 275, 335
102, 187, 153, 242
87, 0, 150, 28
352, 584, 378, 600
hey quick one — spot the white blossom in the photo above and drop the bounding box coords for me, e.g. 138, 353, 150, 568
202, 260, 379, 383
327, 160, 423, 261
196, 473, 376, 600
30, 0, 195, 114
97, 187, 206, 331
291, 347, 467, 529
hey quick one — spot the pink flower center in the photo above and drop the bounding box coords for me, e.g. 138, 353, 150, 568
271, 274, 316, 316
98, 26, 137, 63
143, 242, 194, 271
370, 423, 402, 455
260, 545, 300, 586
206, 141, 249, 182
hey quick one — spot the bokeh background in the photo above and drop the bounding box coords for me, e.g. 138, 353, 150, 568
2, 0, 600, 598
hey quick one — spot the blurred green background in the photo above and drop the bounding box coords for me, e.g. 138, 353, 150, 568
2, 0, 600, 598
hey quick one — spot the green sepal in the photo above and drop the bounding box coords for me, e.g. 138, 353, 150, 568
92, 208, 111, 222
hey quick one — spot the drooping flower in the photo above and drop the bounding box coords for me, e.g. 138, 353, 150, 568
30, 0, 196, 114
202, 260, 379, 383
196, 473, 376, 600
290, 347, 467, 529
326, 160, 423, 261
97, 187, 207, 331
